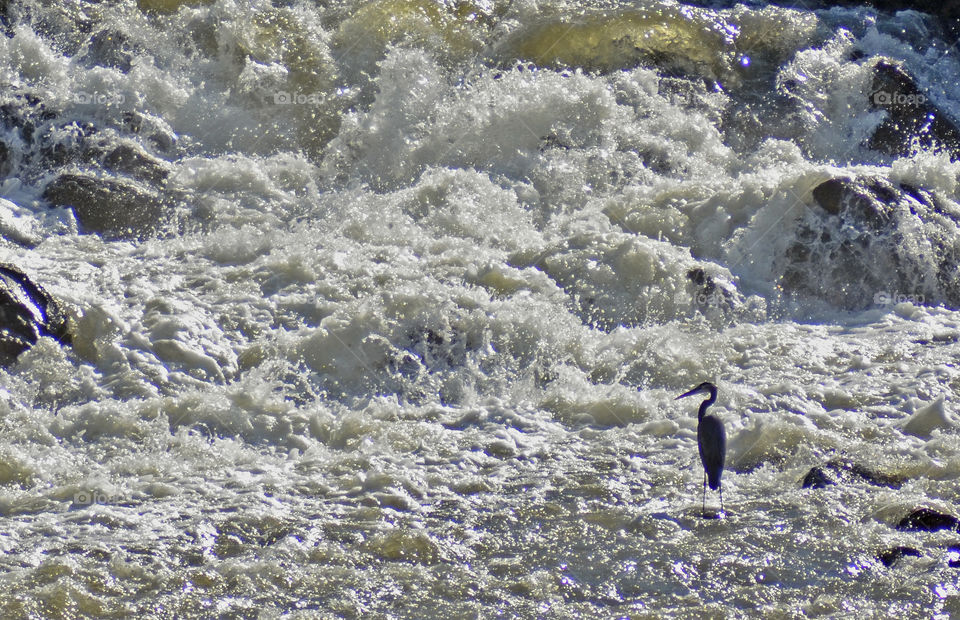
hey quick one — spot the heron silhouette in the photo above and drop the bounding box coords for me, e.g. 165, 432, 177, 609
676, 382, 725, 517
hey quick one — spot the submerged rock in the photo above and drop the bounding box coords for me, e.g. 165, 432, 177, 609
0, 264, 72, 364
83, 29, 134, 73
685, 267, 748, 319
800, 466, 833, 489
0, 86, 176, 199
0, 141, 11, 181
876, 546, 921, 567
102, 144, 170, 184
43, 173, 164, 239
800, 458, 904, 489
867, 60, 960, 158
121, 111, 178, 154
896, 508, 960, 533
0, 198, 41, 247
949, 545, 960, 568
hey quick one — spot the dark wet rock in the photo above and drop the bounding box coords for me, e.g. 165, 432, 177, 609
780, 174, 960, 310
121, 111, 178, 154
686, 267, 742, 316
403, 327, 468, 370
801, 459, 904, 489
867, 60, 960, 158
102, 144, 170, 184
0, 264, 72, 364
801, 466, 834, 489
0, 89, 176, 189
810, 177, 897, 228
0, 94, 59, 147
841, 461, 904, 488
912, 332, 960, 346
0, 140, 11, 180
687, 267, 709, 287
896, 508, 960, 533
948, 545, 960, 568
877, 546, 921, 567
43, 173, 164, 239
83, 29, 134, 73
32, 117, 172, 187
148, 131, 176, 153
38, 121, 98, 169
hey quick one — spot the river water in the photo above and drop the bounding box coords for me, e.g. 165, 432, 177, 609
0, 0, 959, 617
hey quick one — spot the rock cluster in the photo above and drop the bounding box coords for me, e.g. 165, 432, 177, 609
0, 264, 72, 365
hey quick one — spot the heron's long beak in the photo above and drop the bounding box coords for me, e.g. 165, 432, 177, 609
675, 387, 702, 400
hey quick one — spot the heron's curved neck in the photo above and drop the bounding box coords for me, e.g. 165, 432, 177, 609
698, 387, 717, 421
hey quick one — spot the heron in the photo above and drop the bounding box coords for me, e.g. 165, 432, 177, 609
676, 382, 726, 517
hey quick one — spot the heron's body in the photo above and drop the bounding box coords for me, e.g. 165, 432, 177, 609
698, 413, 725, 491
676, 382, 726, 516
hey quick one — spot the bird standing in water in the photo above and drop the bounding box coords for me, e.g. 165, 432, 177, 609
676, 382, 726, 517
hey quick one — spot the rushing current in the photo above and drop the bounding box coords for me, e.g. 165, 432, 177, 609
0, 0, 959, 616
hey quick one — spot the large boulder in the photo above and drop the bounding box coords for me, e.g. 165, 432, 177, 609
800, 458, 903, 489
43, 173, 165, 239
780, 175, 960, 309
896, 507, 960, 533
0, 264, 72, 364
867, 60, 960, 158
496, 4, 737, 80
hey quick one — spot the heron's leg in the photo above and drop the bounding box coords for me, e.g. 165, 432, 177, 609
719, 484, 723, 514
702, 472, 707, 516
